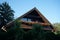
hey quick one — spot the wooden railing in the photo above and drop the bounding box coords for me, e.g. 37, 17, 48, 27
21, 24, 52, 30
19, 21, 53, 30
20, 21, 50, 26
21, 24, 32, 29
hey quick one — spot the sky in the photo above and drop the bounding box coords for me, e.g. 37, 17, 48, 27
0, 0, 60, 24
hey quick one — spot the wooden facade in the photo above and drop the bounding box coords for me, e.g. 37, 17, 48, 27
17, 7, 54, 31
3, 7, 54, 31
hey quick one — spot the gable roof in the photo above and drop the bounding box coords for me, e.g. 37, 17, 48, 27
4, 7, 54, 29
17, 7, 49, 23
16, 7, 53, 29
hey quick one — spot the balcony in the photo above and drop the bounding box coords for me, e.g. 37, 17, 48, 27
20, 22, 52, 31
19, 20, 50, 26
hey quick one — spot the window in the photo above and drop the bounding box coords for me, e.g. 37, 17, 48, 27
21, 18, 32, 22
21, 18, 27, 22
28, 18, 31, 22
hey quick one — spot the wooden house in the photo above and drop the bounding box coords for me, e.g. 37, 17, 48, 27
2, 7, 54, 32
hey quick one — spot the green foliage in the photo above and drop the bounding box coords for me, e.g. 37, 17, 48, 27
6, 20, 23, 40
14, 20, 25, 40
53, 23, 60, 31
0, 20, 22, 40
0, 29, 7, 40
0, 21, 60, 40
31, 24, 44, 40
0, 2, 14, 40
45, 31, 56, 40
15, 23, 46, 40
0, 2, 14, 28
6, 23, 45, 40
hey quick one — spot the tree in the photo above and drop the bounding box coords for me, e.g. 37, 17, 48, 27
6, 20, 25, 40
21, 24, 45, 40
12, 23, 45, 40
31, 24, 45, 40
53, 23, 60, 31
45, 31, 56, 40
0, 20, 23, 40
0, 2, 14, 28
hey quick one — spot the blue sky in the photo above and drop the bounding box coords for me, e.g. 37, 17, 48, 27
0, 0, 60, 24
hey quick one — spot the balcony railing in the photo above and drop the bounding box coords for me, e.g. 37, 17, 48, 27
21, 23, 52, 30
20, 20, 50, 26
